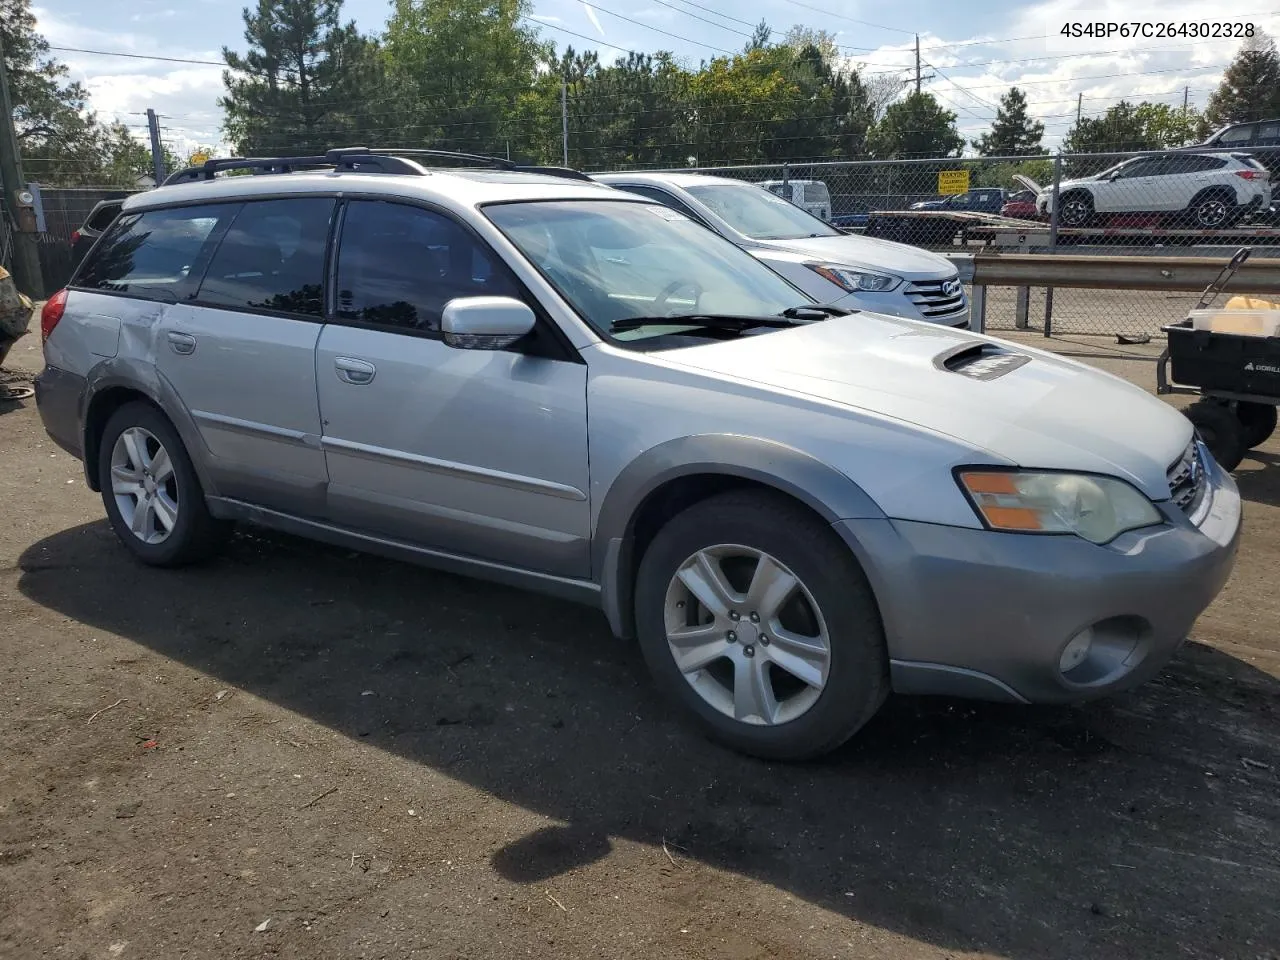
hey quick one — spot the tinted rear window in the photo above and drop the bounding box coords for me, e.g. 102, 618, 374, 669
195, 198, 335, 317
86, 201, 123, 232
76, 204, 238, 297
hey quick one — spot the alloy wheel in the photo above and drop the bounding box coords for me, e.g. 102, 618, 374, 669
110, 426, 179, 544
1195, 198, 1228, 228
662, 545, 831, 726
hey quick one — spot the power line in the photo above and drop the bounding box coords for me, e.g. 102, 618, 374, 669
644, 0, 753, 37
783, 0, 914, 35
665, 0, 758, 29
49, 44, 225, 66
576, 0, 736, 54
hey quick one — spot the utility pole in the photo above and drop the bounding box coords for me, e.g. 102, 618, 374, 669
1183, 86, 1189, 112
915, 34, 921, 95
561, 83, 569, 167
912, 35, 934, 96
146, 108, 166, 184
0, 30, 43, 298
1076, 93, 1082, 123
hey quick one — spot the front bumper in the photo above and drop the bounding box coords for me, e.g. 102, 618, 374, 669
835, 455, 1241, 704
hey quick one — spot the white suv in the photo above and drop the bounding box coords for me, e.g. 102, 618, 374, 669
1036, 152, 1271, 229
596, 172, 970, 327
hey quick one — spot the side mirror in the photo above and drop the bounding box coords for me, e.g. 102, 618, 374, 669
441, 296, 536, 350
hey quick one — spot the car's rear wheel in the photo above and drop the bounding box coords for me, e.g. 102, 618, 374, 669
97, 401, 228, 566
1187, 191, 1239, 230
1237, 401, 1278, 449
1058, 192, 1094, 227
634, 490, 888, 760
1185, 400, 1245, 472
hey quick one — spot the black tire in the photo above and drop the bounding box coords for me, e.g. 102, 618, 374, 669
1186, 400, 1245, 472
634, 490, 889, 761
1058, 191, 1094, 228
1187, 191, 1238, 230
1237, 401, 1278, 450
97, 401, 228, 566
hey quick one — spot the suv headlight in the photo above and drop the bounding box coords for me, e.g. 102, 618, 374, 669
957, 470, 1162, 545
808, 264, 902, 293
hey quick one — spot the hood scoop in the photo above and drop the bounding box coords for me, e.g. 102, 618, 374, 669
935, 342, 1032, 381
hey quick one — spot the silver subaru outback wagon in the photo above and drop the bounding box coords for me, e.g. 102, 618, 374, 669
35, 148, 1241, 760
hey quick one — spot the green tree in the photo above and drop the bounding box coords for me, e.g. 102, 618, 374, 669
866, 92, 963, 159
1, 0, 106, 183
98, 124, 181, 184
220, 0, 379, 156
383, 0, 551, 154
1134, 102, 1209, 147
972, 87, 1044, 156
1207, 34, 1280, 126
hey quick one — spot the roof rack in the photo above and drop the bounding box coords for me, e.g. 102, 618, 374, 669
161, 146, 594, 186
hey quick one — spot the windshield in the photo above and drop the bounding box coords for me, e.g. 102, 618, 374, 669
684, 183, 840, 240
485, 200, 809, 342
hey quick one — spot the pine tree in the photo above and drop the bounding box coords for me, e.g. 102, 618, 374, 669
866, 92, 964, 159
219, 0, 378, 156
972, 87, 1044, 156
1206, 34, 1280, 125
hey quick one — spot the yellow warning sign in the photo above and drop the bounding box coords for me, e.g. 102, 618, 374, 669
937, 169, 970, 195
189, 152, 210, 166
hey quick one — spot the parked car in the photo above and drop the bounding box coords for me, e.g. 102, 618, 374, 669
757, 178, 832, 221
910, 188, 1008, 214
595, 172, 970, 327
70, 198, 124, 269
36, 148, 1241, 760
1034, 152, 1271, 229
1000, 188, 1040, 220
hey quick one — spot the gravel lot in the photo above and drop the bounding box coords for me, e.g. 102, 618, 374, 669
1, 329, 1278, 960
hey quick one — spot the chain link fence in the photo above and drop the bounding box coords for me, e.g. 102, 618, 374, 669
631, 147, 1280, 338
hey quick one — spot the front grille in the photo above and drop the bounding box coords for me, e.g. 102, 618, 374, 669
904, 278, 968, 319
1167, 441, 1207, 516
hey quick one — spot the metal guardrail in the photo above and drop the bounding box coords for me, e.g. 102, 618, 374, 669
952, 251, 1280, 336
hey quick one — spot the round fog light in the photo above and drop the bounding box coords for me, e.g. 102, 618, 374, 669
1060, 628, 1095, 673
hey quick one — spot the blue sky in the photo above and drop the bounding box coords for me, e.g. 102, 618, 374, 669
31, 0, 1273, 159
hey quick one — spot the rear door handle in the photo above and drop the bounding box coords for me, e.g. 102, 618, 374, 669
166, 331, 196, 355
334, 357, 376, 385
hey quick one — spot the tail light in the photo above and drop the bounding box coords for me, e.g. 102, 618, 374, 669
41, 289, 69, 344
1235, 169, 1267, 180
70, 229, 81, 245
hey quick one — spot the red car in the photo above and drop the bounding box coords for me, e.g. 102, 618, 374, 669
1000, 189, 1040, 220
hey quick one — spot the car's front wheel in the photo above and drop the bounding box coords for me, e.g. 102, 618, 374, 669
1058, 191, 1094, 227
634, 490, 888, 760
97, 401, 228, 566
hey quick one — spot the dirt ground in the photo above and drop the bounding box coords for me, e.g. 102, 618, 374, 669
1, 328, 1278, 960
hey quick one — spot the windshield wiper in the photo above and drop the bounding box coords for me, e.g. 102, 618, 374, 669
609, 313, 811, 334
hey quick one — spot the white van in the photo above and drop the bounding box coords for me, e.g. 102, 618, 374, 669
759, 179, 832, 221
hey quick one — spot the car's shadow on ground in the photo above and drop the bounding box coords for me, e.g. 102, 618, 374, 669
1236, 448, 1280, 507
19, 522, 1280, 960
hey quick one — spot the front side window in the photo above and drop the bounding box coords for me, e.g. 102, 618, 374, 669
335, 200, 518, 332
485, 200, 807, 342
683, 183, 839, 240
1219, 125, 1256, 144
76, 204, 237, 298
196, 198, 335, 317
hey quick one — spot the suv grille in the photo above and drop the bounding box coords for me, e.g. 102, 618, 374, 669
904, 278, 967, 320
1167, 441, 1207, 516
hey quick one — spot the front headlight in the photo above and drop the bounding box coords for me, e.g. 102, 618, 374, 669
957, 470, 1163, 544
808, 264, 902, 293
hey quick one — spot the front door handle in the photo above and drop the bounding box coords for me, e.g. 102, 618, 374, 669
166, 331, 196, 355
334, 357, 376, 385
